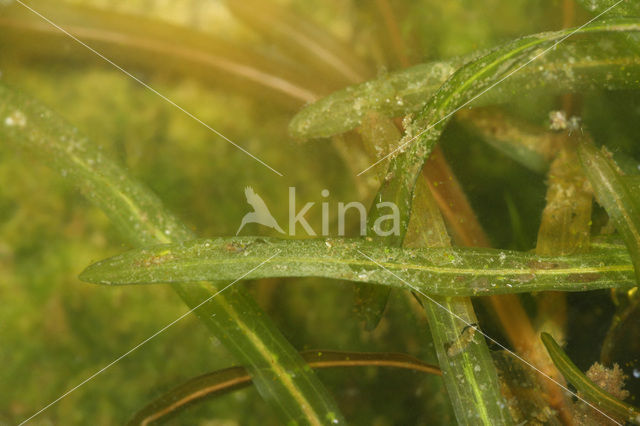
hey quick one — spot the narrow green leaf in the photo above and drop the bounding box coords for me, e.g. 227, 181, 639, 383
367, 107, 512, 422
353, 113, 402, 329
79, 237, 636, 296
289, 18, 640, 139
391, 120, 512, 423
0, 82, 344, 425
289, 58, 463, 139
422, 298, 513, 425
374, 18, 640, 245
355, 112, 452, 329
541, 332, 640, 425
575, 0, 640, 65
578, 140, 640, 284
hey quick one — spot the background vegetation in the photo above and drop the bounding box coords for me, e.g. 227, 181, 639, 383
0, 0, 639, 424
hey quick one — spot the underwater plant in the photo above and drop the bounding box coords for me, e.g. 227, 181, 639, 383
1, 0, 640, 424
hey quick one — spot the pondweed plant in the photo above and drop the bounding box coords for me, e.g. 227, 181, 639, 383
1, 0, 640, 424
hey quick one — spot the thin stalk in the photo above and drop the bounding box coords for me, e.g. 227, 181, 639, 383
128, 350, 441, 425
600, 293, 640, 364
420, 146, 490, 248
356, 114, 405, 328
374, 0, 410, 68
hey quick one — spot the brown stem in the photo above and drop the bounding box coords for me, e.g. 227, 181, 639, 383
128, 350, 441, 425
423, 146, 490, 247
375, 0, 410, 68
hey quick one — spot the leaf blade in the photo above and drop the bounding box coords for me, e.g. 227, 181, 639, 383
541, 332, 640, 424
578, 140, 640, 284
79, 237, 636, 296
290, 18, 640, 139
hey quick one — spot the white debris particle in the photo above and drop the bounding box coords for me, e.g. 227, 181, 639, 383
4, 110, 27, 128
549, 110, 568, 131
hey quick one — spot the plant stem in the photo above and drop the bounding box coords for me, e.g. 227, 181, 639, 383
129, 350, 441, 425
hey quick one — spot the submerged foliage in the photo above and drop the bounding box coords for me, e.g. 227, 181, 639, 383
1, 0, 640, 425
